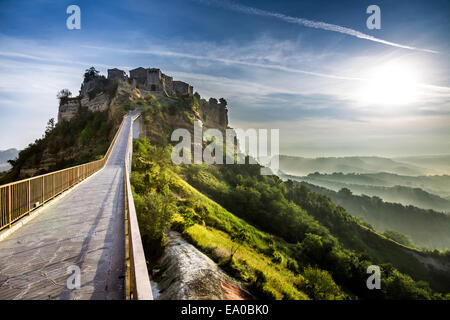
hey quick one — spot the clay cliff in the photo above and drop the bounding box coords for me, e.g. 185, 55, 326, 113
1, 67, 229, 183
58, 67, 228, 131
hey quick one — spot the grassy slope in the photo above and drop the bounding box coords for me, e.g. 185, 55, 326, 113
173, 176, 310, 300
131, 136, 344, 300
131, 97, 448, 299
187, 164, 450, 294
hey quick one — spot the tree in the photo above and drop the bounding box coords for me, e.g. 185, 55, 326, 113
219, 98, 227, 107
84, 67, 100, 82
56, 89, 72, 103
383, 230, 414, 247
208, 97, 218, 105
338, 187, 352, 196
301, 266, 343, 300
230, 228, 249, 260
45, 118, 55, 135
7, 159, 16, 167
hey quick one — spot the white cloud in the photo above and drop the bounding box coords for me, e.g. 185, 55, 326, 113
198, 0, 438, 53
0, 34, 448, 156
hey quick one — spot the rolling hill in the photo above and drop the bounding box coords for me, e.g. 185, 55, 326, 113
0, 148, 18, 172
279, 155, 430, 176
284, 172, 450, 212
293, 181, 450, 250
396, 155, 450, 175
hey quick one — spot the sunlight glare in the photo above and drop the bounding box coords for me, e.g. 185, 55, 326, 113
360, 61, 420, 106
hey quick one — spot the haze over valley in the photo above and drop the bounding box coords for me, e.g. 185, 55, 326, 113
279, 154, 450, 250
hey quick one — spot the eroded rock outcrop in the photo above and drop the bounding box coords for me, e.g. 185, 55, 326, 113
153, 232, 252, 300
58, 67, 227, 130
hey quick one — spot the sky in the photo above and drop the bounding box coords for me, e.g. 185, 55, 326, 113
0, 0, 449, 157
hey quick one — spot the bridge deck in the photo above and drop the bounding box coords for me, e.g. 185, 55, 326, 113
0, 115, 134, 300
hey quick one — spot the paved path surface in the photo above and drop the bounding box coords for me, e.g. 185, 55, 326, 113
0, 115, 134, 300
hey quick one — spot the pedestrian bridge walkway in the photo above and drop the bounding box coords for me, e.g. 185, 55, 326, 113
0, 113, 152, 300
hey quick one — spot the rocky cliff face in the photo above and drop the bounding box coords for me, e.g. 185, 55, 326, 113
58, 68, 228, 131
3, 67, 229, 184
199, 98, 228, 130
152, 232, 252, 300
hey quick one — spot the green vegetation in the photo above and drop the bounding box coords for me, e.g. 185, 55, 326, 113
383, 230, 414, 247
301, 266, 342, 300
2, 66, 447, 300
131, 137, 344, 300
56, 89, 72, 103
131, 132, 449, 299
295, 182, 450, 250
181, 160, 449, 298
131, 139, 176, 258
0, 66, 131, 185
293, 171, 450, 212
128, 94, 449, 299
82, 67, 118, 100
0, 107, 123, 184
170, 94, 199, 115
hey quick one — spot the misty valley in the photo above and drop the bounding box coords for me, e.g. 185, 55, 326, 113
279, 155, 450, 250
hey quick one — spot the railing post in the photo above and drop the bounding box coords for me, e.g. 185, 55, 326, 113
0, 116, 127, 231
8, 185, 11, 228
28, 180, 31, 214
42, 177, 44, 204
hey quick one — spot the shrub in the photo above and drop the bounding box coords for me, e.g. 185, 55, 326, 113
300, 266, 343, 300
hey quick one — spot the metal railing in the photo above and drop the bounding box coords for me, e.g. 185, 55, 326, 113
0, 115, 126, 231
124, 113, 153, 300
0, 111, 153, 300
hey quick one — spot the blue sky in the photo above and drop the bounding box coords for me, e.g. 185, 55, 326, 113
0, 0, 449, 156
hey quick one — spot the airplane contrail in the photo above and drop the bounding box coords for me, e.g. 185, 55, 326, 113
199, 0, 438, 54
82, 45, 450, 93
82, 45, 363, 81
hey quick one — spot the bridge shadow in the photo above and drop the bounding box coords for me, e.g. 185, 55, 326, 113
58, 119, 131, 300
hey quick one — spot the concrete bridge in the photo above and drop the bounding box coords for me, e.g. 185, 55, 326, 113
0, 113, 152, 300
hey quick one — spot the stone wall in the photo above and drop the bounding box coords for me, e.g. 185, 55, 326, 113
163, 74, 174, 96
59, 67, 198, 122
147, 68, 162, 91
80, 78, 105, 96
173, 81, 192, 96
129, 67, 147, 85
58, 93, 108, 122
128, 67, 193, 97
199, 99, 228, 130
58, 97, 81, 122
108, 68, 127, 81
80, 93, 109, 112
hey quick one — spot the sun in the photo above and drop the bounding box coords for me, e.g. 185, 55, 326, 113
359, 61, 420, 106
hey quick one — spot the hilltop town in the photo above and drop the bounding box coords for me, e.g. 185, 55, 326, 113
0, 67, 229, 181
58, 67, 225, 125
